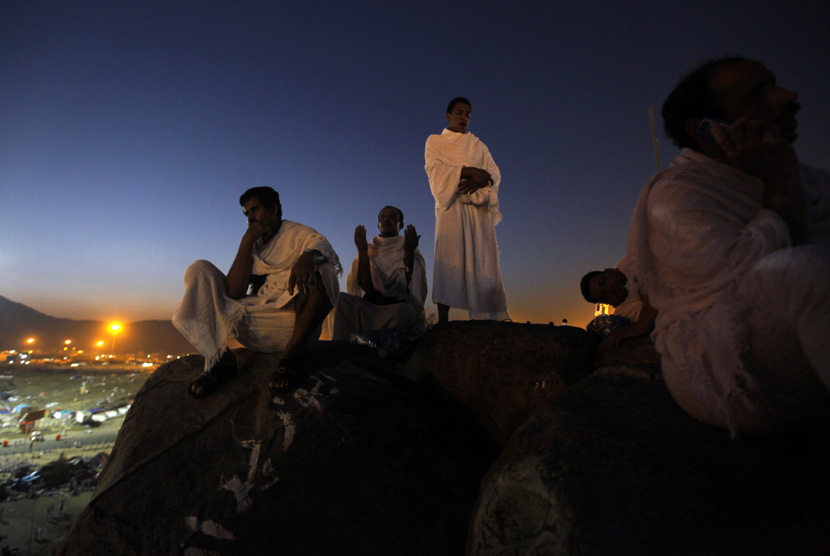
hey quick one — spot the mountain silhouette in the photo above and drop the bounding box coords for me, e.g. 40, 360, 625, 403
0, 295, 195, 356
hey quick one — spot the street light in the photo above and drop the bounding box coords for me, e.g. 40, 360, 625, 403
110, 323, 122, 353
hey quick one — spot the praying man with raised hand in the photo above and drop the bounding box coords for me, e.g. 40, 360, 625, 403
332, 205, 428, 340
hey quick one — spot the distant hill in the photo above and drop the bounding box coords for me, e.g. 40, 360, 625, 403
0, 295, 196, 356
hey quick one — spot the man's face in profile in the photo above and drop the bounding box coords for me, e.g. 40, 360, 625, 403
711, 60, 800, 144
588, 268, 628, 307
446, 102, 471, 133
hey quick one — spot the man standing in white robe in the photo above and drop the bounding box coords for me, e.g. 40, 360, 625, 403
332, 206, 427, 341
173, 186, 340, 397
425, 96, 509, 324
626, 57, 830, 435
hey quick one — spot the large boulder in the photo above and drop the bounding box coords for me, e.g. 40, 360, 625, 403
57, 343, 500, 556
467, 368, 830, 555
403, 321, 596, 444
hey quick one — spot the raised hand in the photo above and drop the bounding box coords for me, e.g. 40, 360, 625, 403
711, 117, 798, 186
712, 117, 805, 243
354, 225, 369, 254
404, 224, 420, 253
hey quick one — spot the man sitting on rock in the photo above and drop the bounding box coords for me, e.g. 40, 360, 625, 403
625, 57, 830, 435
332, 206, 427, 341
580, 259, 657, 348
173, 186, 341, 397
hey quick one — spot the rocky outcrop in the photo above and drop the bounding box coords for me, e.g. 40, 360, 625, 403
66, 320, 826, 556
403, 321, 596, 444
467, 367, 830, 556
57, 343, 501, 556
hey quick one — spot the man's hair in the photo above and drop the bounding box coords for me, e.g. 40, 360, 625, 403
446, 97, 472, 114
580, 270, 602, 303
239, 186, 281, 211
661, 56, 746, 149
378, 205, 404, 227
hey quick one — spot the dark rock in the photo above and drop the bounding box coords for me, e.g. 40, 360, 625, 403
467, 369, 830, 556
57, 345, 499, 556
402, 321, 596, 444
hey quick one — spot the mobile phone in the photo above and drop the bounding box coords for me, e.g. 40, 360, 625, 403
695, 117, 732, 142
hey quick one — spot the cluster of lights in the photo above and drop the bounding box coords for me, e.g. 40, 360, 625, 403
14, 322, 124, 355
5, 323, 182, 368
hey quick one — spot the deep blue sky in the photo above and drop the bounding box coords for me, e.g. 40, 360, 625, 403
2, 1, 829, 331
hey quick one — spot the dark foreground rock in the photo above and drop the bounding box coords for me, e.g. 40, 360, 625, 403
404, 321, 596, 444
467, 367, 830, 556
57, 344, 500, 556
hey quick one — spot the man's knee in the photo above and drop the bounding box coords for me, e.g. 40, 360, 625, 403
293, 274, 333, 315
742, 245, 830, 317
184, 259, 222, 282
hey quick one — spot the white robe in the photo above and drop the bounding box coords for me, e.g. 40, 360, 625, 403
612, 255, 643, 321
173, 220, 341, 370
612, 296, 643, 322
425, 128, 509, 320
626, 149, 830, 434
332, 235, 428, 341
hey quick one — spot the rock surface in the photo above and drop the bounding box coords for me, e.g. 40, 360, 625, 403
57, 343, 500, 556
405, 321, 596, 444
467, 368, 830, 556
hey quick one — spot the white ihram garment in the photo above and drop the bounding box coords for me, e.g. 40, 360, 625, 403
611, 255, 643, 321
173, 221, 340, 371
425, 128, 509, 320
626, 149, 830, 435
331, 235, 428, 341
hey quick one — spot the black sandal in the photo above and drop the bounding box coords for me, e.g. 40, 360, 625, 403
269, 359, 307, 393
189, 350, 237, 398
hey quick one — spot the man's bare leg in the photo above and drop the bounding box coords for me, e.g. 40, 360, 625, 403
269, 277, 332, 390
437, 303, 450, 325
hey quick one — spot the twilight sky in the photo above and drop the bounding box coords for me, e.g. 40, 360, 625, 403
2, 1, 829, 329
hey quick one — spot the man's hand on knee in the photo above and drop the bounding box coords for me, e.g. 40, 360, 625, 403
292, 271, 331, 314
289, 251, 323, 296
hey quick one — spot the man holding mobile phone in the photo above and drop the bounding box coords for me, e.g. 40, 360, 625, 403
624, 57, 830, 435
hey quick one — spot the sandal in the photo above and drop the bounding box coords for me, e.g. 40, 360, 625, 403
189, 350, 237, 398
269, 359, 307, 393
